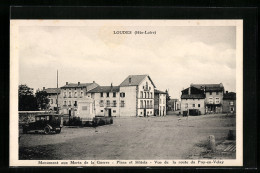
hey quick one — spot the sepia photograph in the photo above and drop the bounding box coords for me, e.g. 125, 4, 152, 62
10, 20, 243, 166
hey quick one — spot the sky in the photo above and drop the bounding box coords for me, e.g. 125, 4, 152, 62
19, 23, 236, 99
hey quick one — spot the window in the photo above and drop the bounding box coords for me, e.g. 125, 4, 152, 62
120, 100, 125, 107
145, 92, 147, 98
120, 92, 125, 97
147, 92, 149, 98
208, 97, 213, 104
50, 99, 53, 104
185, 103, 188, 108
215, 97, 220, 104
113, 92, 116, 97
101, 110, 103, 112
106, 100, 110, 107
113, 100, 117, 107
210, 92, 212, 95
198, 104, 200, 107
150, 100, 152, 108
113, 110, 116, 113
69, 92, 72, 98
100, 100, 104, 107
68, 101, 71, 106
64, 101, 67, 105
64, 92, 67, 97
100, 92, 103, 97
193, 104, 195, 107
141, 91, 143, 98
216, 91, 219, 95
150, 92, 152, 98
46, 116, 49, 120
80, 92, 83, 97
140, 100, 143, 108
106, 92, 110, 97
149, 87, 151, 90
229, 101, 234, 105
144, 100, 146, 108
74, 101, 77, 106
74, 92, 77, 97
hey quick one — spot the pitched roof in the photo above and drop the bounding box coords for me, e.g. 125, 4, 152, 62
181, 94, 205, 99
60, 83, 93, 88
190, 83, 224, 92
119, 75, 156, 87
223, 92, 236, 100
43, 88, 61, 94
87, 86, 120, 93
154, 89, 166, 94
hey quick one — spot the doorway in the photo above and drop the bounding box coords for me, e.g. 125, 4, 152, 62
108, 109, 112, 117
144, 109, 146, 117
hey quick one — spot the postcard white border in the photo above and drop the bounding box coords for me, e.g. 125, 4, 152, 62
10, 20, 243, 167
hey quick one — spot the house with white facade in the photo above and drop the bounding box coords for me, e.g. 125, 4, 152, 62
42, 87, 61, 111
154, 89, 167, 116
87, 85, 120, 117
60, 81, 99, 116
119, 75, 156, 117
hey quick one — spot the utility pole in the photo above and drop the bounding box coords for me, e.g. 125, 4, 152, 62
56, 70, 59, 114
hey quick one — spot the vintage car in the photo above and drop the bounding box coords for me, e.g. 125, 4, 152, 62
22, 114, 63, 134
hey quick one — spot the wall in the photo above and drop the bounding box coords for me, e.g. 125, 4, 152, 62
88, 91, 120, 117
222, 99, 236, 113
205, 91, 224, 113
158, 94, 166, 116
137, 76, 155, 116
181, 98, 205, 115
119, 86, 137, 116
47, 94, 62, 111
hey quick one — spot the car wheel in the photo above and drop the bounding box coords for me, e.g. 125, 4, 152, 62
44, 126, 51, 134
56, 129, 61, 134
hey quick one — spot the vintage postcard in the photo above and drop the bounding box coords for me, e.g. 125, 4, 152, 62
10, 20, 243, 166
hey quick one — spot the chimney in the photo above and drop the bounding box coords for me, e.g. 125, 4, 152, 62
43, 87, 45, 90
111, 83, 113, 88
93, 81, 95, 83
226, 91, 228, 94
188, 87, 191, 95
78, 82, 80, 86
66, 82, 68, 85
129, 77, 131, 84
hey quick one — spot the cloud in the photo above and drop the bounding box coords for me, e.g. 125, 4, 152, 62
19, 26, 236, 98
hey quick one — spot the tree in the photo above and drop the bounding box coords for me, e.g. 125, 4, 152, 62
165, 89, 171, 111
19, 84, 38, 111
35, 90, 50, 110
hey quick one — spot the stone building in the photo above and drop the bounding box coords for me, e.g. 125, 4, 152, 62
181, 86, 206, 115
119, 75, 156, 117
59, 81, 99, 116
223, 91, 236, 113
154, 89, 167, 116
191, 83, 225, 114
42, 87, 61, 111
87, 85, 120, 117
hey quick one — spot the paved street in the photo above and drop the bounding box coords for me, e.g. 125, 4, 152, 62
19, 114, 236, 160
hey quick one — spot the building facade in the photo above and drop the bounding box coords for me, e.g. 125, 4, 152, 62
43, 87, 62, 111
181, 87, 206, 115
87, 85, 120, 117
191, 83, 224, 114
154, 89, 167, 116
119, 75, 156, 117
60, 81, 99, 116
222, 91, 236, 113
